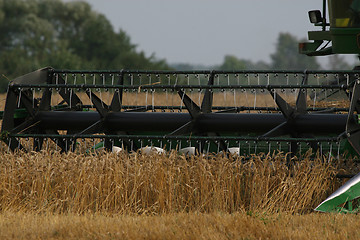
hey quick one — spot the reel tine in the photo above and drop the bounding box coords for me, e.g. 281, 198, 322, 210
295, 72, 308, 115
245, 74, 250, 112
124, 106, 149, 112
197, 74, 201, 107
167, 121, 194, 136
289, 141, 299, 156
17, 90, 36, 118
46, 130, 68, 153
270, 91, 294, 119
206, 132, 228, 153
152, 87, 155, 112
104, 136, 113, 152
76, 120, 102, 136
7, 137, 26, 152
57, 78, 82, 108
110, 71, 124, 112
201, 71, 215, 114
177, 89, 201, 118
262, 122, 288, 138
85, 90, 109, 117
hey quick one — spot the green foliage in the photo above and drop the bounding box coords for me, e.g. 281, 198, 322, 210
217, 55, 271, 71
0, 0, 335, 92
0, 0, 168, 92
170, 63, 212, 71
213, 32, 321, 72
326, 55, 354, 70
218, 55, 248, 70
270, 33, 320, 70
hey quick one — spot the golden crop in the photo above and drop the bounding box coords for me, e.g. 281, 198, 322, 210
0, 150, 343, 215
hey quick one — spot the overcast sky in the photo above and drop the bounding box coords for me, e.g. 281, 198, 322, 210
75, 0, 357, 67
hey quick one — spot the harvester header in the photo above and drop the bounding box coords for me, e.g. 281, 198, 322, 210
1, 67, 360, 158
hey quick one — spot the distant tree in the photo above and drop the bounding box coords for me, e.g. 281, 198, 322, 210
218, 55, 249, 70
270, 33, 321, 70
247, 60, 271, 70
326, 55, 353, 70
218, 55, 271, 71
170, 63, 220, 71
170, 63, 196, 71
0, 0, 168, 92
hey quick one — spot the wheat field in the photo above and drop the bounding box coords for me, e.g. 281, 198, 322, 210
0, 150, 357, 239
1, 211, 360, 240
0, 151, 341, 214
0, 92, 358, 239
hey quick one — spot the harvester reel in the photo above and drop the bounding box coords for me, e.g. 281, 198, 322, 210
1, 68, 359, 156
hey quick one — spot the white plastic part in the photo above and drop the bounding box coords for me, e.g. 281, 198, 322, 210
228, 147, 240, 155
140, 146, 165, 155
179, 147, 195, 156
219, 147, 240, 155
112, 146, 123, 153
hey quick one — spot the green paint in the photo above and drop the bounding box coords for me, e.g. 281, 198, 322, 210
315, 174, 360, 213
300, 0, 360, 56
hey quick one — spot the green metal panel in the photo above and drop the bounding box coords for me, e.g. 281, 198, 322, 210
331, 28, 360, 54
315, 172, 360, 213
308, 31, 332, 41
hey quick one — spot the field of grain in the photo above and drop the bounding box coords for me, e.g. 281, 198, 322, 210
1, 211, 360, 240
0, 150, 358, 239
0, 91, 358, 239
0, 151, 343, 214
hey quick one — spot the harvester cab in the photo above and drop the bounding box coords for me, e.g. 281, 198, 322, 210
300, 0, 360, 56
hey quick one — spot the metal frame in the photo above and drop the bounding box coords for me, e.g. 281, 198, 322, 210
1, 68, 359, 155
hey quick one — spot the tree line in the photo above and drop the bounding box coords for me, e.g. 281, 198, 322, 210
0, 0, 168, 91
173, 33, 354, 71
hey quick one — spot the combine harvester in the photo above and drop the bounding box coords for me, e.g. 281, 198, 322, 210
1, 0, 360, 212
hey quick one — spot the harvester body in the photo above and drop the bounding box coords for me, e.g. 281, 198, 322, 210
300, 0, 360, 56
